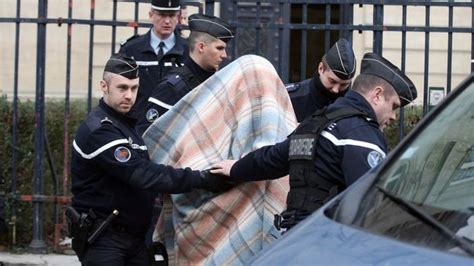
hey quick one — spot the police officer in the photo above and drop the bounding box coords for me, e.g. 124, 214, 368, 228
70, 53, 230, 265
138, 13, 235, 133
286, 38, 356, 122
211, 52, 417, 230
179, 5, 189, 38
119, 0, 188, 121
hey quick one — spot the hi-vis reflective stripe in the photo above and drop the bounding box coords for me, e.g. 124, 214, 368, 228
136, 61, 158, 66
148, 97, 172, 110
73, 139, 128, 159
130, 143, 148, 151
136, 61, 175, 67
321, 131, 386, 157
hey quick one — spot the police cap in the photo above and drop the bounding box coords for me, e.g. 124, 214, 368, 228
189, 14, 235, 42
324, 38, 356, 80
104, 53, 139, 79
151, 0, 180, 12
361, 52, 417, 106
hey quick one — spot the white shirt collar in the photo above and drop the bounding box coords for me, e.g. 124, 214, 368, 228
150, 29, 176, 55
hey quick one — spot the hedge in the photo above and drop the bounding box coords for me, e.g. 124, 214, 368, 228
0, 96, 90, 251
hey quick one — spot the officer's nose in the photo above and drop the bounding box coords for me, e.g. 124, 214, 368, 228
330, 84, 340, 94
222, 50, 228, 59
162, 16, 171, 23
124, 89, 133, 99
390, 111, 397, 121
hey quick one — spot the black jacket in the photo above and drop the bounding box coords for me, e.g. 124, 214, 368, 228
286, 74, 347, 122
230, 90, 387, 187
119, 29, 189, 120
71, 99, 202, 233
137, 57, 214, 134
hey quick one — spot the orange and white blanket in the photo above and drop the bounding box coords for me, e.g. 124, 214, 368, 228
143, 54, 297, 265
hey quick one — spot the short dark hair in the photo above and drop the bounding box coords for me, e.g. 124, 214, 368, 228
352, 74, 396, 97
102, 71, 114, 85
188, 31, 218, 52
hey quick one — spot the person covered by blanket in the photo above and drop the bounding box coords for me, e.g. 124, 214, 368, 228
119, 0, 188, 122
211, 52, 417, 231
137, 13, 236, 134
69, 53, 232, 265
286, 38, 356, 122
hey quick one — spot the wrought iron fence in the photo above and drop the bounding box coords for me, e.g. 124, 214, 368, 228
0, 0, 472, 253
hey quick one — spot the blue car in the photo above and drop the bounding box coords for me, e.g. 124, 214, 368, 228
251, 74, 474, 265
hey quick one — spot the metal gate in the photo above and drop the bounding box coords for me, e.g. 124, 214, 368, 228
0, 0, 473, 253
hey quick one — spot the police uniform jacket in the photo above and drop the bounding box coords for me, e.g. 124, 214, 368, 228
71, 99, 203, 233
286, 74, 347, 122
137, 57, 215, 134
230, 89, 387, 188
149, 57, 214, 115
119, 29, 189, 120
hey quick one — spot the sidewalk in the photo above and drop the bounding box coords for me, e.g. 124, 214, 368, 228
0, 252, 80, 266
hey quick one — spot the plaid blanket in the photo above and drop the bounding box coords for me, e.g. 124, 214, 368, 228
143, 54, 297, 265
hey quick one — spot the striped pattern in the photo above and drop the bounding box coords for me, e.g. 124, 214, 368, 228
73, 139, 129, 160
321, 131, 387, 157
143, 55, 297, 265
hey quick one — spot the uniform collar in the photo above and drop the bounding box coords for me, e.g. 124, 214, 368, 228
310, 73, 347, 107
330, 90, 378, 123
150, 29, 176, 55
184, 57, 215, 83
99, 98, 138, 127
165, 32, 187, 56
135, 30, 155, 54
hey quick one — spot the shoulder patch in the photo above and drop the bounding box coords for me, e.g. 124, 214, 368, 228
114, 146, 131, 162
120, 35, 139, 46
367, 150, 384, 168
285, 83, 300, 92
146, 108, 160, 123
100, 117, 113, 125
166, 74, 182, 86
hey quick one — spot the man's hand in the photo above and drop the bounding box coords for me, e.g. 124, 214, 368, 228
199, 169, 235, 193
209, 160, 237, 176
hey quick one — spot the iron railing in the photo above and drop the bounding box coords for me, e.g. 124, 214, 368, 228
0, 0, 473, 253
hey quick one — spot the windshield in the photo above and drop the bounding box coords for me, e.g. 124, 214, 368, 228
337, 80, 474, 256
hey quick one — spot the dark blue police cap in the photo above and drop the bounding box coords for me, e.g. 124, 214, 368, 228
325, 38, 356, 80
151, 0, 180, 11
189, 14, 235, 42
361, 53, 417, 106
104, 53, 139, 79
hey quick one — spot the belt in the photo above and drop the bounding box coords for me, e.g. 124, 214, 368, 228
94, 221, 146, 237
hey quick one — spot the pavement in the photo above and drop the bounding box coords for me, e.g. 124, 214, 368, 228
0, 251, 80, 266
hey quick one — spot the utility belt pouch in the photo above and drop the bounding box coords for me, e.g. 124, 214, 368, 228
274, 209, 310, 231
65, 206, 96, 258
150, 241, 168, 265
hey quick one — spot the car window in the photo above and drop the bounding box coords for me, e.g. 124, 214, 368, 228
332, 80, 474, 256
381, 82, 474, 211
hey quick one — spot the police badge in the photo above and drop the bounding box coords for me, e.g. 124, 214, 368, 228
367, 150, 384, 168
146, 108, 159, 123
114, 146, 131, 162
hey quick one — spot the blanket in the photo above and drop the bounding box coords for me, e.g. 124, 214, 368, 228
143, 54, 297, 265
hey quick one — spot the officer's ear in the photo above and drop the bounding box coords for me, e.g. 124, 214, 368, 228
372, 86, 385, 105
100, 79, 108, 94
197, 41, 206, 53
317, 62, 325, 76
